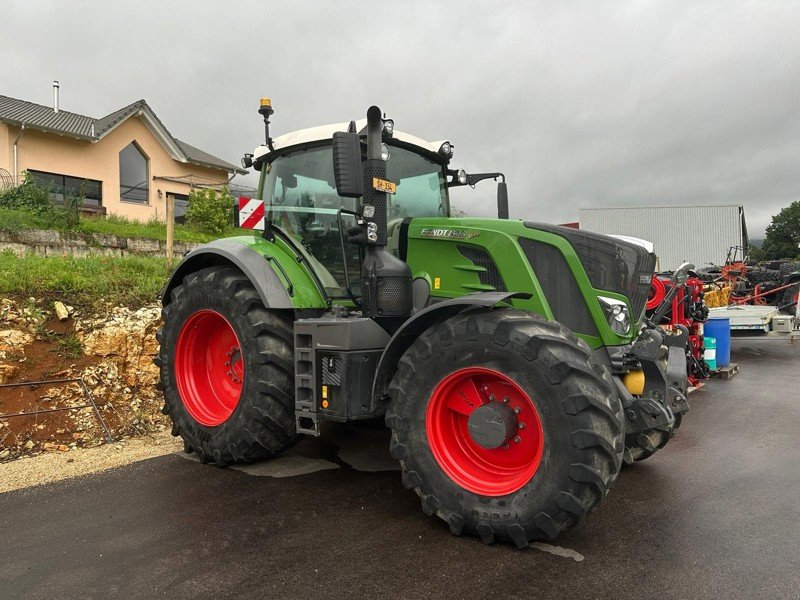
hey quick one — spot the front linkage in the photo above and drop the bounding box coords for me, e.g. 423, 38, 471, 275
611, 264, 696, 463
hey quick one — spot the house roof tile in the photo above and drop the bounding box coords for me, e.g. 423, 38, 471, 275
0, 94, 246, 174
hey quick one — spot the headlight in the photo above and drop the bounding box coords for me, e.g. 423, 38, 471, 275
380, 143, 390, 161
598, 296, 631, 335
457, 169, 467, 184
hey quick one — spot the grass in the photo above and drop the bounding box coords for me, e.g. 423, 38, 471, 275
55, 333, 84, 359
0, 207, 244, 244
0, 252, 170, 308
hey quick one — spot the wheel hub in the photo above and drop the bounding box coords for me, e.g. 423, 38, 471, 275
467, 401, 518, 449
225, 347, 243, 384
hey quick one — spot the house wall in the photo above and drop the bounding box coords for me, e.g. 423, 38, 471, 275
3, 116, 230, 221
0, 122, 12, 177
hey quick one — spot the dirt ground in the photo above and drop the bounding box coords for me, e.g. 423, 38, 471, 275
0, 296, 167, 462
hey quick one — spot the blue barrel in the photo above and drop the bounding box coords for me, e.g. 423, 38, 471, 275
705, 318, 731, 367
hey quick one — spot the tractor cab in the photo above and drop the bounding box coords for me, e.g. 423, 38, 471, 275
243, 109, 505, 299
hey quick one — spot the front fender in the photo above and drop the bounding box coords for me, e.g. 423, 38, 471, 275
370, 291, 531, 412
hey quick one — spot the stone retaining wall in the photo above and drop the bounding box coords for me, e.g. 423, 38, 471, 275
0, 229, 201, 257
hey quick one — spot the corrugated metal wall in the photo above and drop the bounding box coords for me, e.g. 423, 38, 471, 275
579, 205, 746, 271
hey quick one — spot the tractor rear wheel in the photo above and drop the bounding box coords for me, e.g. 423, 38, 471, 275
157, 266, 297, 465
385, 309, 624, 547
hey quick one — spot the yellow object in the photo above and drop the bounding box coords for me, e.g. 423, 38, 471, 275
434, 277, 441, 290
260, 97, 272, 108
623, 370, 645, 395
372, 177, 397, 194
704, 284, 731, 308
321, 385, 328, 399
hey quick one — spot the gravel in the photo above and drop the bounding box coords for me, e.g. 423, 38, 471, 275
0, 431, 182, 494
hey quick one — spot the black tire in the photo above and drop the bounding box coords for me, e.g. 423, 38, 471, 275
781, 283, 799, 315
156, 266, 297, 466
385, 309, 624, 547
779, 261, 800, 278
623, 422, 673, 464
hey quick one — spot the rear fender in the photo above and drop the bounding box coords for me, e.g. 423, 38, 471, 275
370, 291, 531, 412
162, 240, 294, 309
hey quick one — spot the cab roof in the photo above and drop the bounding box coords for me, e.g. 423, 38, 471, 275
253, 119, 448, 162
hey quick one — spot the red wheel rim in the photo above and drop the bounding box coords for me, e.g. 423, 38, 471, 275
175, 310, 244, 427
425, 367, 544, 496
646, 277, 667, 311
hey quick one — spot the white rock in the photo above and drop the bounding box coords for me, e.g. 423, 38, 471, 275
54, 301, 70, 321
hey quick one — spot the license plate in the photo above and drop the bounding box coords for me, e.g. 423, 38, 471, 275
372, 178, 396, 194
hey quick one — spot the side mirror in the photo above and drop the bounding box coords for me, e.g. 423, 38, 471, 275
672, 262, 695, 284
332, 131, 363, 198
497, 181, 509, 219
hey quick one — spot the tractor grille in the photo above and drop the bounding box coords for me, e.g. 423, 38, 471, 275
457, 245, 507, 291
518, 238, 598, 336
524, 223, 656, 321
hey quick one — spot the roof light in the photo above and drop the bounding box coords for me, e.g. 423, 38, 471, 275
439, 141, 454, 159
383, 119, 395, 136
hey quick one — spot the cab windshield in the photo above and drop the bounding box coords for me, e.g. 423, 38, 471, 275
260, 144, 448, 296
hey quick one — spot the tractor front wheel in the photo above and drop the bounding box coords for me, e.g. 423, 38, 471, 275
386, 309, 624, 547
157, 266, 297, 465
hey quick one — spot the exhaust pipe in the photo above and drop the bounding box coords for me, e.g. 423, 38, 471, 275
360, 105, 413, 328
53, 81, 59, 113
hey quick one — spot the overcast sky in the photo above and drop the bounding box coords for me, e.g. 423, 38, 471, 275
4, 0, 799, 236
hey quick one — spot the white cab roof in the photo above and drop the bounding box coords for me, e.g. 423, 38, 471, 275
253, 119, 447, 161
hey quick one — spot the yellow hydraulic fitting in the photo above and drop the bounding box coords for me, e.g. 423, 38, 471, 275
623, 370, 645, 395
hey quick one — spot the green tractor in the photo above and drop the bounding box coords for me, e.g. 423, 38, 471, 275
157, 99, 691, 547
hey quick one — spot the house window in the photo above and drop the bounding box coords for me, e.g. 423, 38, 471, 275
28, 170, 103, 207
119, 142, 149, 203
171, 193, 190, 223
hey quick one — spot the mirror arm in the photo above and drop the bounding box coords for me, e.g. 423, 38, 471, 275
447, 171, 505, 188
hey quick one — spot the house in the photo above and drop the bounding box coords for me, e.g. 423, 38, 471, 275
0, 83, 247, 222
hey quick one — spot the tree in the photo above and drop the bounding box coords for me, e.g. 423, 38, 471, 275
185, 186, 234, 235
761, 201, 800, 260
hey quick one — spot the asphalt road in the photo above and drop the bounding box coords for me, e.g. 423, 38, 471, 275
1, 339, 799, 600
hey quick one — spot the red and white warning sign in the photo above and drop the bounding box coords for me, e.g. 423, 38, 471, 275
237, 196, 265, 230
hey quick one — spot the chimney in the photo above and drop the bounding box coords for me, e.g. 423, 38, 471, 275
53, 80, 60, 113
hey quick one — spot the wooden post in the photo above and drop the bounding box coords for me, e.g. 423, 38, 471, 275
165, 193, 175, 268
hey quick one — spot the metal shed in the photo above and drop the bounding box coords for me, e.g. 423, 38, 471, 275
579, 205, 748, 271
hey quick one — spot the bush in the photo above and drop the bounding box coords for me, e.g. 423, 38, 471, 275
185, 186, 234, 235
0, 172, 83, 229
0, 172, 53, 211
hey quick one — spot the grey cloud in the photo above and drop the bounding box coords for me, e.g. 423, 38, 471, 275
2, 0, 799, 235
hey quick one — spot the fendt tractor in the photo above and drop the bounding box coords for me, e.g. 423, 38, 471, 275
157, 99, 692, 547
